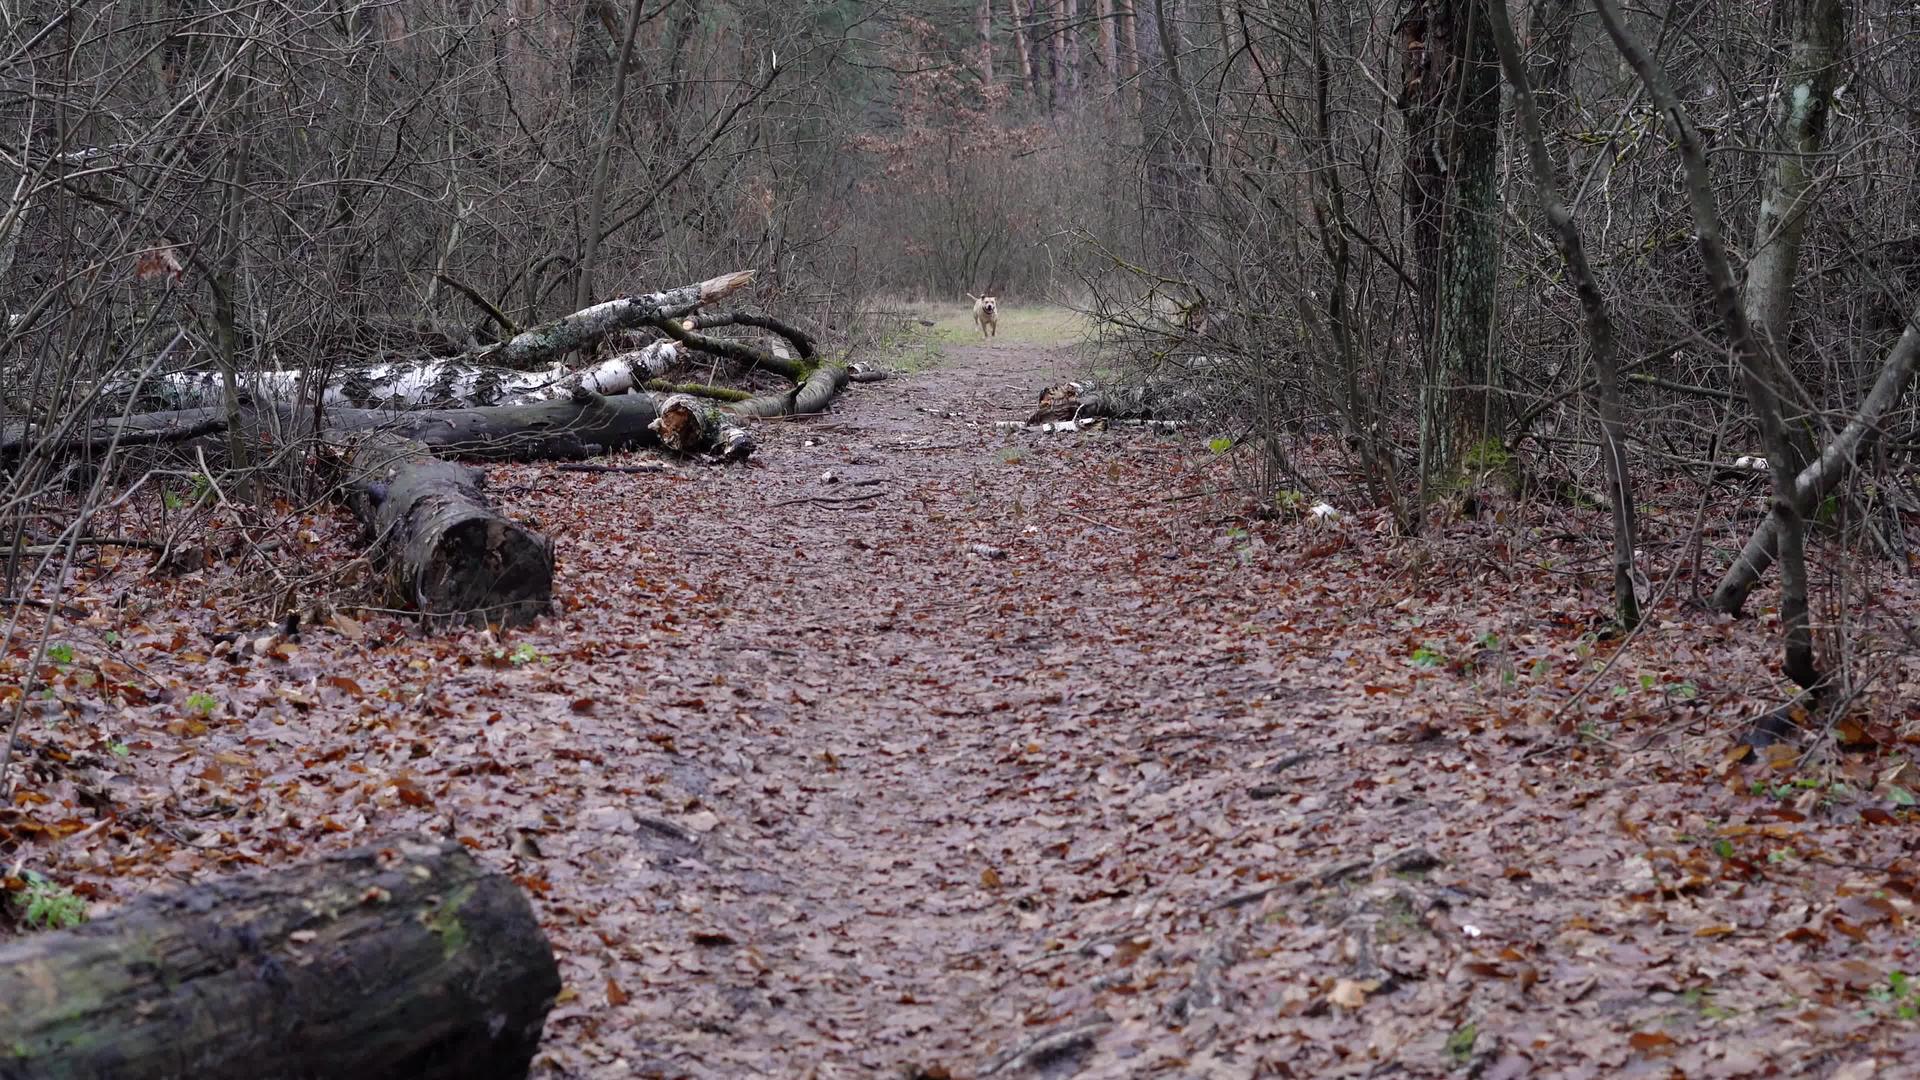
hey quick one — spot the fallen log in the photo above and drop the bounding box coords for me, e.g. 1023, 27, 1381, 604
1026, 378, 1204, 425
524, 340, 681, 401
478, 269, 754, 370
683, 308, 819, 359
3, 271, 859, 628
90, 269, 753, 412
650, 312, 807, 381
122, 358, 566, 412
332, 429, 553, 627
736, 362, 849, 419
0, 836, 559, 1080
650, 393, 756, 461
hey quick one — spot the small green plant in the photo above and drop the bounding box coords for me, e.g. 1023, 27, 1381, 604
1866, 971, 1919, 1020
509, 643, 546, 666
1682, 987, 1737, 1021
1410, 644, 1445, 669
1446, 1021, 1478, 1064
163, 489, 185, 510
13, 871, 88, 931
109, 741, 131, 758
45, 643, 74, 665
184, 691, 218, 715
1208, 436, 1233, 454
1461, 439, 1510, 472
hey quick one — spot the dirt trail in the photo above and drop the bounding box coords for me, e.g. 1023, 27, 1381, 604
493, 335, 1913, 1079
508, 334, 1347, 1076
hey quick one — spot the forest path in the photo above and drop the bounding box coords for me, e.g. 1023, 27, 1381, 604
288, 326, 1895, 1078
509, 331, 1386, 1076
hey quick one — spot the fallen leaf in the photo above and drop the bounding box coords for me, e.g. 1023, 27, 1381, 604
1329, 978, 1379, 1009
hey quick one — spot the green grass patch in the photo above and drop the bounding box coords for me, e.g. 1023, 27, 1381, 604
878, 300, 1091, 350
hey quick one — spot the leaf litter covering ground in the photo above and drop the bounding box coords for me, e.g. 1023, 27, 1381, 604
6, 338, 1920, 1079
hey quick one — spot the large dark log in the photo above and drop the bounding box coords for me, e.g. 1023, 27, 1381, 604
323, 390, 667, 462
333, 429, 553, 627
0, 837, 560, 1080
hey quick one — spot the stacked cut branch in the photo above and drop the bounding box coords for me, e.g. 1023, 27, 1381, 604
0, 837, 559, 1079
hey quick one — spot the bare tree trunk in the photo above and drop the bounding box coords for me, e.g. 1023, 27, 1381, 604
978, 0, 996, 85
1593, 0, 1818, 689
577, 0, 650, 309
1047, 0, 1065, 108
1098, 0, 1119, 96
1525, 0, 1581, 125
1009, 0, 1039, 97
1066, 0, 1082, 97
1119, 0, 1143, 109
1399, 0, 1503, 485
1739, 0, 1848, 475
1490, 0, 1640, 627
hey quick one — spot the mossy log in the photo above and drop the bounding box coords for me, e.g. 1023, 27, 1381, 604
0, 836, 559, 1080
332, 429, 553, 626
736, 363, 849, 419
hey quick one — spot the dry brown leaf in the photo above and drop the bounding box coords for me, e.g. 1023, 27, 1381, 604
1328, 978, 1378, 1009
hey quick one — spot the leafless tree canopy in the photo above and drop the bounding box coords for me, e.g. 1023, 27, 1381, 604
5, 0, 1919, 711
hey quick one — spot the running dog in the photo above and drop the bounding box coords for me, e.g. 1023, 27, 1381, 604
968, 293, 999, 338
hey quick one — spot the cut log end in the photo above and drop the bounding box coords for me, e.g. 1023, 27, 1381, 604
415, 513, 554, 628
338, 432, 557, 628
648, 393, 757, 461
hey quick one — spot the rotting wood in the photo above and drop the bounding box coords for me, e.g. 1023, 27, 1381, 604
330, 429, 553, 627
650, 393, 756, 461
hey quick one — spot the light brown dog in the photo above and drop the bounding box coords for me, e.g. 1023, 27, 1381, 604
968, 292, 998, 338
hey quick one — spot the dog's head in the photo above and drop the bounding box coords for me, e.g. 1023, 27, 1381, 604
977, 295, 998, 317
